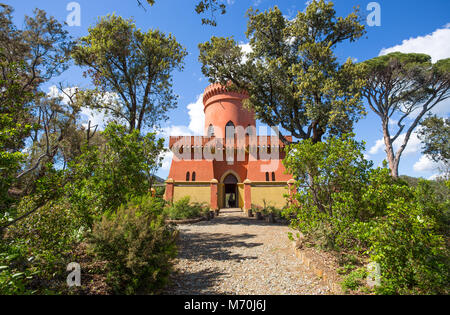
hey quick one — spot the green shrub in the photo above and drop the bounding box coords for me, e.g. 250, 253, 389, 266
283, 134, 376, 249
2, 196, 83, 294
163, 197, 207, 220
88, 197, 178, 294
369, 198, 449, 295
126, 194, 166, 217
341, 268, 367, 293
67, 123, 165, 227
0, 240, 38, 295
284, 134, 450, 294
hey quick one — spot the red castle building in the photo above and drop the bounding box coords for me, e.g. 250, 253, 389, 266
165, 83, 294, 212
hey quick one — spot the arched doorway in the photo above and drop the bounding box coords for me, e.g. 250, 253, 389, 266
223, 173, 238, 208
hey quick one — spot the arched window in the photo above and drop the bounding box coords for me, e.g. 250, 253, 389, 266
192, 172, 196, 182
207, 124, 215, 137
225, 121, 235, 139
186, 172, 190, 181
265, 172, 270, 182
272, 172, 276, 181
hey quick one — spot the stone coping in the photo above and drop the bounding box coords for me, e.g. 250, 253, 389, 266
291, 241, 343, 294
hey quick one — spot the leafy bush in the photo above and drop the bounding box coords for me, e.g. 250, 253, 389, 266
0, 240, 38, 295
88, 196, 178, 294
341, 268, 367, 293
284, 134, 450, 294
67, 123, 164, 227
163, 197, 207, 220
369, 196, 449, 295
1, 195, 84, 294
283, 134, 375, 249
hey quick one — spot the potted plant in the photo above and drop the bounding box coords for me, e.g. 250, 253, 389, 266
252, 205, 263, 220
264, 206, 277, 223
215, 209, 220, 216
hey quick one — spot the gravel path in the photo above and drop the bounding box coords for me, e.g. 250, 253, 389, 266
165, 209, 330, 295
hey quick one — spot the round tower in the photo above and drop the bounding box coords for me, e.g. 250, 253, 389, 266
203, 83, 255, 138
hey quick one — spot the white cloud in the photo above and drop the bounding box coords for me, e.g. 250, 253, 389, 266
187, 94, 205, 135
379, 24, 450, 63
160, 150, 174, 171
161, 93, 205, 137
239, 42, 252, 63
414, 155, 439, 173
160, 125, 193, 137
369, 138, 385, 155
157, 93, 206, 174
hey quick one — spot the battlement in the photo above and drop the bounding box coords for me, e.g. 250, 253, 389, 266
202, 83, 248, 108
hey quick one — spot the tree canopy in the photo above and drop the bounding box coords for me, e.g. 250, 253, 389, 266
418, 115, 450, 176
362, 52, 450, 178
199, 0, 367, 143
72, 14, 187, 133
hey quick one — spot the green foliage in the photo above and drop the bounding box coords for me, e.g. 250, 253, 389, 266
88, 196, 178, 294
1, 122, 166, 294
284, 135, 450, 294
0, 5, 72, 91
284, 134, 375, 249
1, 4, 72, 210
137, 0, 226, 27
68, 123, 165, 227
0, 240, 39, 295
361, 52, 450, 178
163, 197, 207, 220
195, 0, 226, 26
341, 268, 367, 293
369, 196, 449, 295
199, 1, 366, 143
1, 5, 175, 296
418, 115, 449, 176
0, 60, 33, 211
72, 14, 187, 132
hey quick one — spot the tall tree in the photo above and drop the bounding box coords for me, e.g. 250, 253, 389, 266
418, 115, 450, 177
0, 5, 73, 204
198, 1, 366, 143
0, 4, 72, 151
72, 14, 187, 133
362, 53, 450, 178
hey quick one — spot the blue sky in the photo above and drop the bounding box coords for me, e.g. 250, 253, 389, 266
5, 0, 450, 179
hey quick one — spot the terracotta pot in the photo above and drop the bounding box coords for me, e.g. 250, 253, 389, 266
256, 211, 263, 220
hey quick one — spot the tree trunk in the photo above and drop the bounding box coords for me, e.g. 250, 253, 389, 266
383, 123, 399, 178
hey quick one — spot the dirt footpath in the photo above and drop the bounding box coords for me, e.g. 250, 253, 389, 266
164, 209, 330, 295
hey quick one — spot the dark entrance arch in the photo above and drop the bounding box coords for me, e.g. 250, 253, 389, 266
223, 173, 238, 208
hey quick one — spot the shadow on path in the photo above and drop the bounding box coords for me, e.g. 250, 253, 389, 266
165, 213, 267, 295
177, 231, 262, 262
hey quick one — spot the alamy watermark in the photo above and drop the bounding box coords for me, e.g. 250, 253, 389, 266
66, 262, 81, 287
171, 125, 282, 172
66, 2, 81, 27
367, 2, 381, 27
